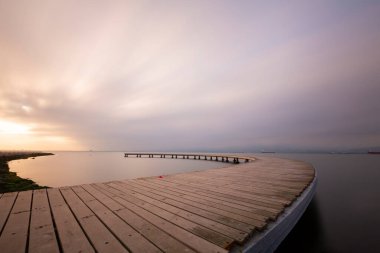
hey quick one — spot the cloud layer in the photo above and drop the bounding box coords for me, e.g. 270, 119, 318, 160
1, 0, 380, 151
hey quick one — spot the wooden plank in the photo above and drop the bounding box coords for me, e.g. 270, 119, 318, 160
47, 188, 95, 253
192, 175, 303, 195
119, 181, 265, 229
139, 179, 281, 216
111, 181, 247, 241
71, 185, 161, 253
198, 170, 309, 189
132, 179, 270, 221
94, 183, 228, 253
107, 182, 237, 248
0, 190, 32, 253
82, 184, 196, 253
168, 174, 294, 204
206, 165, 314, 180
143, 178, 278, 218
193, 162, 311, 175
169, 174, 294, 205
207, 165, 314, 178
160, 177, 284, 212
0, 192, 18, 234
59, 187, 128, 253
29, 189, 60, 253
195, 169, 307, 187
209, 168, 313, 179
200, 180, 298, 199
164, 182, 280, 214
173, 172, 301, 197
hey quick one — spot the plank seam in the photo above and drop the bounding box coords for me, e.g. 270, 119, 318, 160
119, 181, 259, 230
0, 192, 18, 236
130, 180, 268, 222
105, 182, 235, 249
87, 184, 169, 251
46, 189, 64, 253
91, 183, 203, 252
58, 188, 97, 251
73, 186, 133, 253
25, 191, 33, 253
92, 183, 210, 253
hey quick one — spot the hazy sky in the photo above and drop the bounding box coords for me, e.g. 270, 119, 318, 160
1, 0, 379, 151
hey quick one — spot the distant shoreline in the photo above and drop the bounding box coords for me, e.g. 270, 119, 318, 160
0, 151, 54, 193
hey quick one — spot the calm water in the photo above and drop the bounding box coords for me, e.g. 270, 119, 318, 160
9, 152, 380, 252
9, 151, 229, 187
271, 154, 380, 253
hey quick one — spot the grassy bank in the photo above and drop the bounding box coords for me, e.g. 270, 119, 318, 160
0, 152, 54, 193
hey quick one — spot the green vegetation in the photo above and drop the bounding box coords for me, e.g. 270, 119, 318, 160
0, 152, 53, 193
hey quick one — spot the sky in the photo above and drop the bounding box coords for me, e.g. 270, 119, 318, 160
0, 0, 380, 152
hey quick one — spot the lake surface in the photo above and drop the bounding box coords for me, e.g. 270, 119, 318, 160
9, 151, 229, 187
9, 152, 380, 252
271, 153, 380, 253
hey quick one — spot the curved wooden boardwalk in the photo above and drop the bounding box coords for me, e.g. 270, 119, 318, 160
0, 154, 315, 253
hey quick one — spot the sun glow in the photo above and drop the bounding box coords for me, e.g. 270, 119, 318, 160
0, 120, 31, 135
0, 120, 84, 150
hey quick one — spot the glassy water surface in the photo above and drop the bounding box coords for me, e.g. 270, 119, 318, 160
270, 154, 380, 253
9, 152, 380, 253
9, 151, 229, 187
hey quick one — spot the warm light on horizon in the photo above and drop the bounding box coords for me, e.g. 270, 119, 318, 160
0, 120, 83, 151
0, 120, 31, 135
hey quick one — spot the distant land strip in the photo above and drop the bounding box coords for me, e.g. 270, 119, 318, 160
0, 151, 54, 193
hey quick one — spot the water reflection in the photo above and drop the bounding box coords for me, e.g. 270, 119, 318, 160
276, 198, 328, 253
272, 153, 380, 253
9, 151, 229, 187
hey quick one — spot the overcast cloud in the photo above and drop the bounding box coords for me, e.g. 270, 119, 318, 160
0, 0, 379, 151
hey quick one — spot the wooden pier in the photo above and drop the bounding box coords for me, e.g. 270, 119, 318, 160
124, 153, 252, 164
0, 154, 315, 253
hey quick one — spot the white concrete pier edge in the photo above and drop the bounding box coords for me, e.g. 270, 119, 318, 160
230, 170, 318, 253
